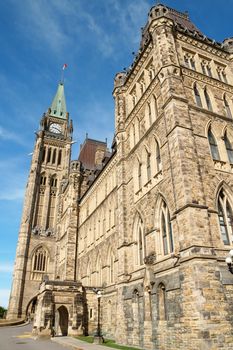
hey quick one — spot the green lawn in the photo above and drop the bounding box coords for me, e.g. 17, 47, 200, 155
75, 335, 142, 350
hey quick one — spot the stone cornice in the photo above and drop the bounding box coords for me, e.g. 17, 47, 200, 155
182, 68, 233, 93
177, 32, 229, 60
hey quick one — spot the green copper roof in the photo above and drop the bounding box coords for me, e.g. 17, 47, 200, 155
50, 82, 67, 119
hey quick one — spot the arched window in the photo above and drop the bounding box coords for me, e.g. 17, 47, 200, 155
86, 261, 91, 285
134, 216, 145, 265
153, 95, 158, 120
146, 151, 151, 181
52, 149, 57, 164
42, 147, 46, 162
158, 283, 166, 320
57, 150, 62, 166
208, 128, 220, 160
224, 94, 232, 119
31, 246, 49, 280
218, 189, 233, 245
108, 250, 115, 284
204, 88, 212, 111
148, 103, 152, 126
47, 147, 51, 163
155, 140, 161, 172
160, 200, 173, 255
224, 133, 233, 163
46, 176, 57, 229
194, 83, 202, 107
96, 255, 102, 286
138, 161, 142, 189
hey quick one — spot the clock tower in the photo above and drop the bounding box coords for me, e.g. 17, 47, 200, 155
7, 82, 73, 319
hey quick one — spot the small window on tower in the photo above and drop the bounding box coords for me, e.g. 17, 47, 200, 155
60, 112, 63, 116
54, 110, 57, 114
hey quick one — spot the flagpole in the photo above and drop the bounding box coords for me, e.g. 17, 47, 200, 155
61, 64, 68, 84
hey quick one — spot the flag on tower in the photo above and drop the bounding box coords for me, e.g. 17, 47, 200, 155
62, 63, 68, 70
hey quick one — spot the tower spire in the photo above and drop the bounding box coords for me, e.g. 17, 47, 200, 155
50, 82, 67, 119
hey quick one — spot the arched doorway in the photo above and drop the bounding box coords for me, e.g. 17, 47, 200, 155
56, 306, 69, 336
26, 296, 37, 321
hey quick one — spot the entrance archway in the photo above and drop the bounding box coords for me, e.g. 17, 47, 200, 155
56, 306, 69, 336
26, 296, 37, 321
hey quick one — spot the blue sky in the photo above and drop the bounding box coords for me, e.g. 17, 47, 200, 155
0, 0, 233, 308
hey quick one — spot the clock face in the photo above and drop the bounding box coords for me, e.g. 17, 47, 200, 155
49, 123, 62, 134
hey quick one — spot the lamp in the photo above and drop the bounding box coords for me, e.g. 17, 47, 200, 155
92, 289, 104, 344
225, 251, 233, 274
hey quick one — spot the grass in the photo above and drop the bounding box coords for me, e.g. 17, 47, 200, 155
75, 335, 142, 350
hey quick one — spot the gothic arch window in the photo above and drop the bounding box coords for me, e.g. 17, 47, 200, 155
208, 128, 220, 160
224, 133, 233, 163
57, 150, 62, 166
47, 147, 51, 163
204, 88, 212, 111
218, 189, 233, 245
138, 161, 142, 189
158, 283, 166, 321
155, 139, 162, 173
96, 255, 102, 286
134, 216, 145, 266
46, 176, 57, 229
223, 94, 232, 119
194, 83, 202, 107
153, 95, 158, 120
42, 147, 46, 162
86, 261, 91, 286
148, 103, 152, 126
108, 249, 115, 284
52, 149, 57, 164
31, 246, 49, 280
146, 150, 151, 182
160, 200, 174, 255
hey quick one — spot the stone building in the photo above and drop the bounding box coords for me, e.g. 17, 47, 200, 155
7, 3, 233, 349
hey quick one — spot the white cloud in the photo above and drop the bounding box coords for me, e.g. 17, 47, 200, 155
0, 289, 10, 308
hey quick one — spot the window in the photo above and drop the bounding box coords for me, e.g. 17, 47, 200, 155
184, 52, 196, 70
148, 103, 152, 126
155, 140, 161, 172
153, 95, 158, 120
224, 94, 232, 119
146, 151, 151, 181
204, 88, 212, 111
207, 65, 212, 77
31, 247, 48, 280
158, 283, 166, 320
208, 128, 220, 160
47, 148, 51, 163
52, 149, 56, 164
194, 84, 202, 107
57, 150, 62, 165
109, 251, 115, 284
160, 200, 173, 255
134, 216, 145, 265
138, 162, 142, 189
42, 147, 46, 162
216, 66, 227, 83
201, 63, 206, 75
224, 133, 233, 163
96, 256, 102, 286
218, 189, 233, 245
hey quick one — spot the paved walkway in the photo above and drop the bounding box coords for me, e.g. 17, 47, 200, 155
52, 336, 114, 350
